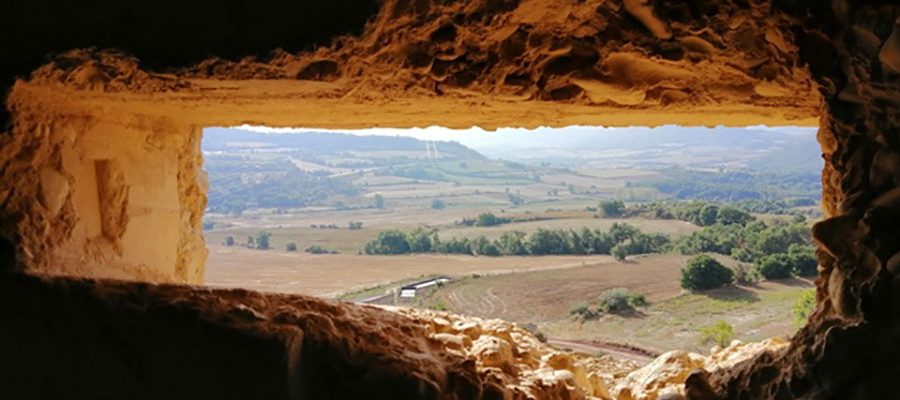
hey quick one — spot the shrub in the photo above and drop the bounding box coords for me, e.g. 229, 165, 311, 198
597, 288, 646, 314
730, 247, 755, 263
305, 245, 336, 254
680, 255, 733, 291
285, 242, 298, 252
348, 221, 364, 230
611, 243, 628, 261
699, 320, 735, 347
568, 303, 599, 320
373, 194, 385, 209
598, 200, 626, 217
793, 289, 816, 327
224, 236, 235, 246
475, 212, 510, 226
256, 231, 271, 250
520, 323, 547, 343
755, 254, 794, 280
431, 199, 446, 210
364, 229, 411, 254
733, 264, 759, 285
788, 244, 818, 277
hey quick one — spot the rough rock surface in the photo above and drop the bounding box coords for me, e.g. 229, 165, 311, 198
1, 0, 900, 399
2, 272, 794, 400
612, 338, 789, 400
0, 273, 642, 400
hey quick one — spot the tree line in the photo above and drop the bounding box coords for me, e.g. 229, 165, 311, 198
363, 222, 669, 259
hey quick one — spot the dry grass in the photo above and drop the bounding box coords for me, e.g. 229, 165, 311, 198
417, 254, 691, 323
413, 253, 812, 353
204, 244, 613, 297
541, 279, 813, 353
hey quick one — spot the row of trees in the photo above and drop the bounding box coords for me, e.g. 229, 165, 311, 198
225, 231, 271, 250
608, 200, 756, 227
363, 223, 670, 259
224, 232, 338, 254
679, 249, 817, 294
458, 212, 512, 227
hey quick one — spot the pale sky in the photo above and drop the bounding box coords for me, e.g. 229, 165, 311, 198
235, 124, 816, 148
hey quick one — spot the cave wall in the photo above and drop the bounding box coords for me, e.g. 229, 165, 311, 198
0, 103, 205, 282
0, 0, 380, 128
698, 3, 900, 399
0, 0, 899, 399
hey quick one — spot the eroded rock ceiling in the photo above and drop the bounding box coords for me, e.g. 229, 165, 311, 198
1, 0, 899, 399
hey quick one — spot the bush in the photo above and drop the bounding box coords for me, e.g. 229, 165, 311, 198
755, 254, 794, 280
699, 320, 735, 347
255, 231, 271, 250
611, 243, 628, 261
305, 245, 335, 254
475, 212, 510, 226
597, 288, 647, 314
285, 242, 298, 252
733, 264, 759, 285
598, 200, 626, 217
348, 221, 364, 230
568, 303, 599, 320
363, 229, 411, 254
793, 289, 816, 327
224, 236, 235, 246
788, 244, 818, 277
680, 255, 734, 291
431, 199, 446, 210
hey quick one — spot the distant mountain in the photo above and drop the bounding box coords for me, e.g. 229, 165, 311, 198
203, 127, 485, 160
457, 125, 822, 174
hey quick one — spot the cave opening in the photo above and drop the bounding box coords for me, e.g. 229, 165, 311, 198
199, 123, 823, 355
2, 0, 897, 397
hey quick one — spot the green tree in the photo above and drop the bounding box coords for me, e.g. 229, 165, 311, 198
497, 231, 528, 255
608, 222, 639, 244
225, 236, 235, 247
431, 199, 446, 210
406, 227, 434, 253
788, 244, 818, 277
716, 205, 753, 226
478, 240, 501, 257
599, 200, 626, 217
348, 221, 364, 230
256, 231, 271, 250
755, 254, 794, 280
681, 255, 734, 291
793, 289, 816, 327
527, 229, 570, 255
373, 194, 385, 209
730, 247, 756, 263
364, 230, 410, 254
508, 193, 524, 206
611, 243, 628, 261
699, 320, 735, 347
476, 212, 507, 226
285, 242, 298, 252
698, 204, 720, 226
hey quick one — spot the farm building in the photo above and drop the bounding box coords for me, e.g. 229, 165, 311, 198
399, 276, 451, 299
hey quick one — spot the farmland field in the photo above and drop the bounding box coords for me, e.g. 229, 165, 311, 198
205, 245, 613, 297
414, 253, 813, 353
201, 125, 823, 356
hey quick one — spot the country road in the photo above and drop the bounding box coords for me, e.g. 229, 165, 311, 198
548, 338, 659, 364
